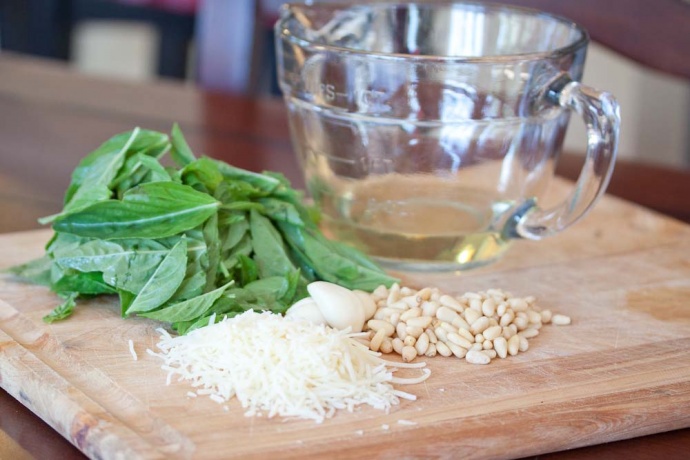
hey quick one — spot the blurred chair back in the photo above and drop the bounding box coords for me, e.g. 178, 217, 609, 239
0, 0, 196, 79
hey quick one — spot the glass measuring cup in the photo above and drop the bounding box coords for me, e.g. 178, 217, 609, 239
275, 1, 619, 271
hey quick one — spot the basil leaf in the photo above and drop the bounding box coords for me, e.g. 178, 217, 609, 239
126, 238, 188, 314
4, 255, 53, 286
139, 281, 234, 322
43, 292, 78, 323
249, 209, 296, 278
170, 123, 196, 167
52, 182, 220, 239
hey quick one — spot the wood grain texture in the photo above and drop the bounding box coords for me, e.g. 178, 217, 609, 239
1, 53, 690, 459
1, 180, 689, 459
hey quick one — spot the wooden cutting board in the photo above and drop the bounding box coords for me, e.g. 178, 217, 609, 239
2, 181, 690, 460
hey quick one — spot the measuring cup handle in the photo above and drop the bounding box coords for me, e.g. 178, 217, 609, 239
517, 74, 620, 240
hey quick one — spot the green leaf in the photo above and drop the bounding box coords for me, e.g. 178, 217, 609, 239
249, 209, 296, 278
236, 254, 258, 286
113, 153, 171, 196
181, 157, 224, 194
55, 238, 168, 294
4, 255, 53, 286
213, 160, 281, 194
125, 238, 188, 314
52, 270, 116, 296
222, 233, 252, 271
52, 182, 220, 239
139, 281, 234, 322
170, 123, 196, 167
202, 213, 220, 292
258, 198, 304, 226
43, 292, 78, 323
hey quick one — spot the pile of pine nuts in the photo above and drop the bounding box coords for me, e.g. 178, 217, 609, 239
361, 284, 571, 365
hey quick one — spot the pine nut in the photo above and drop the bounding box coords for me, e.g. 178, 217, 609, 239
440, 295, 464, 312
415, 332, 430, 355
406, 316, 433, 329
424, 343, 437, 357
525, 295, 536, 305
436, 341, 453, 357
403, 335, 417, 347
387, 283, 400, 305
447, 342, 468, 359
496, 302, 508, 316
406, 325, 424, 339
527, 310, 542, 324
475, 333, 484, 343
519, 328, 539, 339
481, 298, 497, 316
463, 291, 482, 300
494, 337, 508, 358
425, 328, 438, 343
380, 338, 393, 354
396, 322, 407, 340
417, 287, 432, 301
436, 306, 460, 324
483, 349, 497, 359
447, 332, 473, 349
370, 329, 387, 352
541, 309, 553, 324
482, 340, 493, 350
434, 327, 449, 343
374, 307, 397, 320
451, 316, 471, 331
486, 288, 505, 299
372, 285, 388, 300
456, 327, 475, 343
469, 298, 482, 311
507, 334, 520, 356
439, 321, 457, 333
389, 300, 409, 310
465, 350, 490, 365
502, 327, 514, 340
421, 300, 440, 317
470, 343, 483, 351
400, 307, 422, 321
470, 316, 490, 335
392, 337, 404, 355
401, 295, 420, 308
389, 312, 400, 327
483, 325, 502, 341
402, 346, 417, 362
552, 314, 571, 325
518, 336, 529, 352
367, 319, 395, 336
499, 310, 515, 327
400, 286, 414, 296
513, 316, 529, 331
509, 298, 529, 312
464, 308, 481, 325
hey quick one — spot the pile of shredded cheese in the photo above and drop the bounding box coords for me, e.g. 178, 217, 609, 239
149, 311, 430, 423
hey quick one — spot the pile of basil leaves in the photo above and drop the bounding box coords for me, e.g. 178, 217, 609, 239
8, 125, 397, 334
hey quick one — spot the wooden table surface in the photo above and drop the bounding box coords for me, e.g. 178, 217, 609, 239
1, 53, 689, 459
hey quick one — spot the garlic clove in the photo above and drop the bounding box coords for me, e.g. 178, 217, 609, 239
307, 281, 365, 332
285, 297, 327, 325
353, 290, 377, 321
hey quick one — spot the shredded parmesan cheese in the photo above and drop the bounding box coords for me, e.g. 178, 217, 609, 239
150, 310, 430, 423
128, 339, 138, 361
